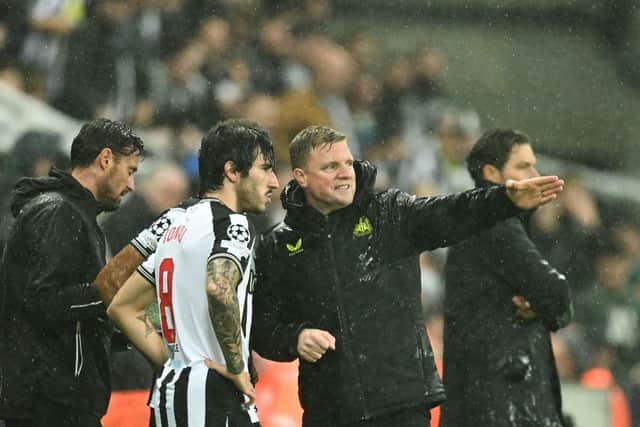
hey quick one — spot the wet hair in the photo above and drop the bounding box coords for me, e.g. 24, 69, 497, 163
289, 125, 346, 169
198, 119, 275, 194
70, 118, 144, 168
466, 128, 530, 186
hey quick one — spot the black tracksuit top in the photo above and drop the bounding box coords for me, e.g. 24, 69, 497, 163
252, 161, 523, 424
0, 169, 111, 418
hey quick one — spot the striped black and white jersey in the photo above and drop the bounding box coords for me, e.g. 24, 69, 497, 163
138, 198, 259, 426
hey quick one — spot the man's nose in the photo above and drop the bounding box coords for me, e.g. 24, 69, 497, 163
269, 171, 279, 188
338, 165, 354, 178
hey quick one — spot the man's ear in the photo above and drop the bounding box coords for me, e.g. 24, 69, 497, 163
292, 167, 307, 188
481, 164, 503, 185
223, 161, 239, 183
97, 148, 114, 170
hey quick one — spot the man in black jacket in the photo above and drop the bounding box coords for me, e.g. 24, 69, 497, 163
440, 129, 573, 427
251, 125, 564, 427
0, 119, 144, 427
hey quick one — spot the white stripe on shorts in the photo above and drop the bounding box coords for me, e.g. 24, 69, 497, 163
187, 362, 209, 427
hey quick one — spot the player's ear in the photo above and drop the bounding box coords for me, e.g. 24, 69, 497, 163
224, 161, 239, 183
482, 164, 502, 184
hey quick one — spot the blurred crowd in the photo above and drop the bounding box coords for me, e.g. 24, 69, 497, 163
1, 0, 640, 426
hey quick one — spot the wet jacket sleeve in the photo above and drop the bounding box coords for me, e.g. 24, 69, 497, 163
23, 202, 106, 323
251, 238, 304, 361
483, 218, 573, 331
398, 185, 522, 252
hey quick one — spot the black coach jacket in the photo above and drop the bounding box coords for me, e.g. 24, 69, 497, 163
440, 191, 572, 427
252, 161, 523, 425
0, 168, 112, 419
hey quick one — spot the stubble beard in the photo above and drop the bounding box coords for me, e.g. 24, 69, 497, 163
238, 184, 265, 215
96, 172, 122, 212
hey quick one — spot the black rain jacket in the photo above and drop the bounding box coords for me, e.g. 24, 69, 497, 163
252, 161, 523, 425
0, 168, 112, 419
440, 181, 572, 427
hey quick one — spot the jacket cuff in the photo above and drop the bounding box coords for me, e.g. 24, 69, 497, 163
289, 322, 313, 358
69, 283, 106, 319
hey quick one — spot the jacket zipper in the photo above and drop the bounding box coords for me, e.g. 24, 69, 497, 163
326, 231, 371, 420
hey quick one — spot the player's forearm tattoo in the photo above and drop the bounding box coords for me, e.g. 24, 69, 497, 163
136, 312, 155, 338
207, 257, 244, 374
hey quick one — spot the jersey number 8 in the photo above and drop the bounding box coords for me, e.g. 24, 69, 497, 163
158, 258, 176, 344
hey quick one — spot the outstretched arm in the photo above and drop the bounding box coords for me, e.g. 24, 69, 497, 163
107, 271, 168, 370
399, 175, 564, 253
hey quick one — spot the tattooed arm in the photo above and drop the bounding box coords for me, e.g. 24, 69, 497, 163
205, 256, 255, 400
107, 271, 168, 370
206, 256, 244, 374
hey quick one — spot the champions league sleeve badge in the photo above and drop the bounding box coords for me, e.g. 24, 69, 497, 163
150, 215, 172, 239
227, 223, 250, 243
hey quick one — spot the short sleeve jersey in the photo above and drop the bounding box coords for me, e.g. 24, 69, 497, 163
139, 199, 256, 370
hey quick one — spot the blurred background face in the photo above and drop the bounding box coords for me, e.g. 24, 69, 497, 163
311, 44, 356, 95
348, 73, 380, 110
596, 253, 630, 291
386, 58, 414, 90
347, 32, 377, 69
260, 18, 294, 57
143, 164, 189, 213
437, 110, 477, 163
243, 95, 278, 132
198, 17, 230, 54
295, 140, 356, 215
415, 47, 446, 80
169, 42, 206, 83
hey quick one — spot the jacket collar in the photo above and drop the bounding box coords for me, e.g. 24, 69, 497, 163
11, 167, 106, 218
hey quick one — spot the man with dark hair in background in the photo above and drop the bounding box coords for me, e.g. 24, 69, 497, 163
251, 125, 564, 427
107, 119, 279, 426
0, 130, 66, 259
0, 118, 144, 427
440, 129, 573, 427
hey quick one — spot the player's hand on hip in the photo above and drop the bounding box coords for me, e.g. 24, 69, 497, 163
297, 328, 336, 363
204, 359, 255, 404
506, 175, 564, 210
